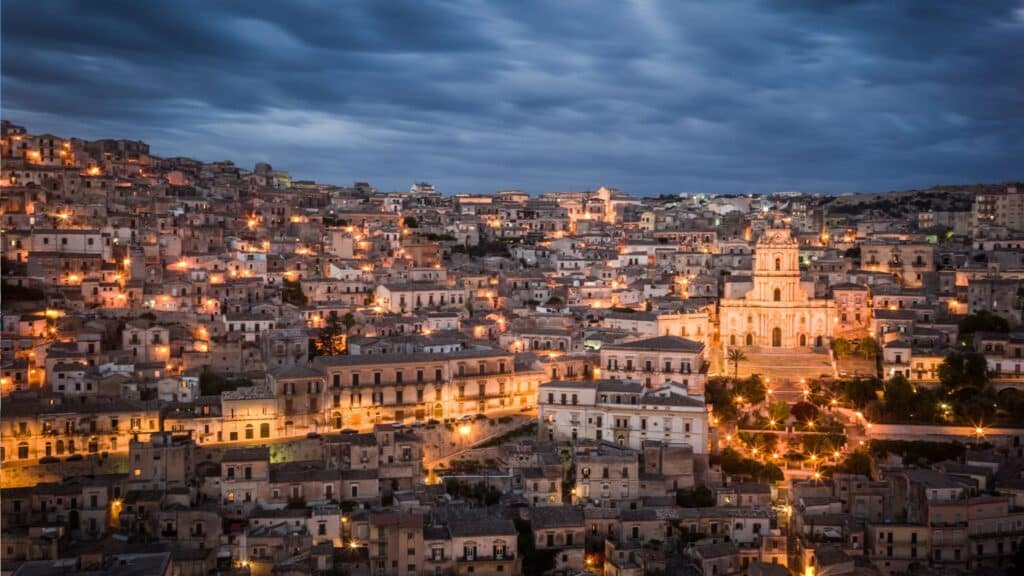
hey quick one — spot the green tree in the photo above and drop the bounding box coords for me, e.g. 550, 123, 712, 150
315, 314, 347, 356
882, 372, 915, 420
831, 338, 852, 358
856, 336, 880, 359
676, 486, 715, 508
835, 451, 873, 477
733, 375, 766, 405
768, 401, 790, 423
938, 351, 990, 394
281, 278, 307, 306
958, 311, 1009, 345
717, 448, 784, 482
727, 349, 747, 379
844, 377, 882, 408
403, 216, 419, 228
790, 401, 819, 423
705, 380, 738, 423
341, 312, 356, 331
911, 386, 942, 422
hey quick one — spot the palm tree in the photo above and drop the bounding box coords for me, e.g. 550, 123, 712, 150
728, 349, 748, 380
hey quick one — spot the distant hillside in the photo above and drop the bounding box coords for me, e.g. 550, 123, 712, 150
819, 182, 1020, 219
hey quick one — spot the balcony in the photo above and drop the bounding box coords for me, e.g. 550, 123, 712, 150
969, 527, 1024, 539
379, 462, 416, 479
452, 370, 511, 382
457, 553, 515, 563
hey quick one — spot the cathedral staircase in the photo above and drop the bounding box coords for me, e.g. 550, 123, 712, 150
732, 346, 836, 384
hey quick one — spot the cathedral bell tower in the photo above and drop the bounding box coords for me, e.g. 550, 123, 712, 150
751, 226, 805, 304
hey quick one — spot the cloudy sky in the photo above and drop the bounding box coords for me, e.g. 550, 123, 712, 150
3, 1, 1023, 195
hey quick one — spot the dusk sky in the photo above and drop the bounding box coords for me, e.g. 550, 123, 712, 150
3, 1, 1023, 195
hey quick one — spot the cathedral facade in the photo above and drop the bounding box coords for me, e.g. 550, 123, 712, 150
719, 226, 835, 349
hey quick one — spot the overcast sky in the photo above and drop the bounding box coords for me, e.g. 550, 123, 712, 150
3, 1, 1023, 195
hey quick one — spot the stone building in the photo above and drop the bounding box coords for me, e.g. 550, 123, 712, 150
720, 226, 835, 350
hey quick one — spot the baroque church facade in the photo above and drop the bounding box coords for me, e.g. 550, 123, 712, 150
719, 226, 835, 349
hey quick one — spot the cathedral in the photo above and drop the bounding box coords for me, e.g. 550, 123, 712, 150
719, 226, 835, 350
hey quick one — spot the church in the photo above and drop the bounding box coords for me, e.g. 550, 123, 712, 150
719, 226, 835, 350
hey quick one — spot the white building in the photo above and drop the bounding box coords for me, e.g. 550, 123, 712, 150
538, 379, 708, 453
600, 335, 708, 394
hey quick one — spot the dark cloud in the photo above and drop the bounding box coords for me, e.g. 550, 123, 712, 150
2, 0, 1022, 194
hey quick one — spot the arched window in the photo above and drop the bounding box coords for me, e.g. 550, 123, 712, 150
774, 257, 781, 271
773, 288, 781, 302
799, 334, 807, 347
746, 334, 753, 346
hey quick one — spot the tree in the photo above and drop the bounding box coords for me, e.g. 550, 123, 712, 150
835, 451, 873, 477
910, 386, 942, 422
768, 401, 790, 423
281, 279, 307, 306
733, 375, 766, 405
315, 314, 347, 356
856, 336, 880, 359
958, 311, 1009, 345
341, 312, 356, 332
938, 351, 990, 394
199, 371, 252, 396
676, 486, 714, 508
716, 448, 784, 482
790, 401, 819, 423
705, 380, 738, 423
831, 338, 852, 358
403, 216, 419, 228
844, 377, 881, 408
727, 349, 747, 379
882, 373, 915, 420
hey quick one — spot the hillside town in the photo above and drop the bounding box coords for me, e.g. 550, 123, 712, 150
3, 119, 1024, 576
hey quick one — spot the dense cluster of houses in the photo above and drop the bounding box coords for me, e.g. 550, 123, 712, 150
2, 119, 1024, 575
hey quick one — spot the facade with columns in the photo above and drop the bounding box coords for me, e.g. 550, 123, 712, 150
719, 226, 835, 350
